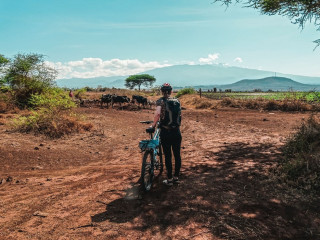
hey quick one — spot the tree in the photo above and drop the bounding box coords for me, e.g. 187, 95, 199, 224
2, 53, 57, 107
0, 54, 10, 87
214, 0, 320, 48
125, 74, 156, 91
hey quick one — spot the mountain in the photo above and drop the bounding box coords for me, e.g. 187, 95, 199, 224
55, 64, 320, 89
198, 77, 320, 91
55, 76, 126, 89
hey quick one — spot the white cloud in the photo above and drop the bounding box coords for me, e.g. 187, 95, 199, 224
198, 53, 220, 64
233, 57, 243, 63
46, 58, 171, 79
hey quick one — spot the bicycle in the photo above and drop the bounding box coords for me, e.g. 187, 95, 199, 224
139, 121, 163, 191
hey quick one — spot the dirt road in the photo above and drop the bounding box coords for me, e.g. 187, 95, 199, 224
0, 107, 319, 239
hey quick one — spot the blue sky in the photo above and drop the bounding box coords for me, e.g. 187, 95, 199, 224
1, 0, 319, 79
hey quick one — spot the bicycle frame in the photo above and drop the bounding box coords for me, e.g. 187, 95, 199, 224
139, 121, 161, 153
139, 121, 163, 191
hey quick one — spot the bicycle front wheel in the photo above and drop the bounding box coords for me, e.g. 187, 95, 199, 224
158, 144, 163, 175
141, 150, 154, 191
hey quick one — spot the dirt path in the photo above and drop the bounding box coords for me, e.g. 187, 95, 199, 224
0, 107, 319, 239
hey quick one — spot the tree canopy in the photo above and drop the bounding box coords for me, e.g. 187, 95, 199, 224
125, 74, 156, 91
214, 0, 320, 47
0, 53, 57, 107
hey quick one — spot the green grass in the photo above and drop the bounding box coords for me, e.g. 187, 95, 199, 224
176, 88, 196, 98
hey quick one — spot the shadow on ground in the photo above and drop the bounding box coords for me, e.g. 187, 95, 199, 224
92, 142, 320, 239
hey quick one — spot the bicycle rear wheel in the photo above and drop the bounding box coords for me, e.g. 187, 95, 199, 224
141, 150, 154, 191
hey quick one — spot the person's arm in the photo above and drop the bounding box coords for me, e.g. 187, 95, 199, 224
152, 106, 161, 128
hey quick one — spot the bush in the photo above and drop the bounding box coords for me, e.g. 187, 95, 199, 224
28, 88, 76, 110
0, 86, 11, 93
74, 88, 87, 99
10, 88, 91, 138
11, 108, 93, 138
278, 115, 320, 192
0, 92, 16, 113
176, 88, 196, 98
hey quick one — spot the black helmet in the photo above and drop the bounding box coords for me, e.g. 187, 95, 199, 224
161, 83, 172, 92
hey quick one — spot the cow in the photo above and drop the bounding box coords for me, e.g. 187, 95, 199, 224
132, 95, 148, 108
80, 99, 100, 108
111, 95, 130, 108
101, 94, 113, 108
147, 100, 156, 108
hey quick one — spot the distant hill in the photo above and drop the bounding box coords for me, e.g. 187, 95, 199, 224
196, 77, 320, 91
55, 76, 125, 89
55, 64, 320, 89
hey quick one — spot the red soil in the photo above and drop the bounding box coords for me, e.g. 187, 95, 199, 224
0, 107, 319, 239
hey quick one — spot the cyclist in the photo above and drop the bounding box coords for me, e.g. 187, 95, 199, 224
150, 83, 182, 186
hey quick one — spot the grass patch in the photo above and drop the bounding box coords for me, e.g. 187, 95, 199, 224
176, 88, 196, 98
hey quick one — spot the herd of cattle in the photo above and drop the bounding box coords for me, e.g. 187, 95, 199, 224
78, 94, 155, 109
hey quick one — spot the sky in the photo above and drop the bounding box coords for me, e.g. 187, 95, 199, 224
1, 0, 319, 79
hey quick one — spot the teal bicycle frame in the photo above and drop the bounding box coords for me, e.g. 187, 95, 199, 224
139, 121, 163, 191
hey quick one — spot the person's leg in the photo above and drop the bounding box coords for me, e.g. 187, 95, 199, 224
172, 129, 182, 178
160, 130, 173, 179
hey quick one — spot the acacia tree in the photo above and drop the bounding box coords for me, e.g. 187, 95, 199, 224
125, 74, 156, 91
214, 0, 320, 47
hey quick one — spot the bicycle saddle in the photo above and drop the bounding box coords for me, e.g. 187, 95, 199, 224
146, 127, 155, 133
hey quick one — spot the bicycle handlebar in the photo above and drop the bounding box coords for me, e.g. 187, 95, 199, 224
140, 121, 153, 124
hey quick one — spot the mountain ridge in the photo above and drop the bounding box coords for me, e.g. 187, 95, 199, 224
55, 64, 320, 89
194, 77, 320, 91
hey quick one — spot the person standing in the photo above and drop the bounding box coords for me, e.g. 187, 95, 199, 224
69, 90, 74, 98
150, 83, 182, 186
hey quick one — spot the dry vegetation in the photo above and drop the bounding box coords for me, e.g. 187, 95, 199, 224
179, 94, 219, 109
11, 110, 93, 138
79, 88, 155, 100
277, 115, 320, 193
220, 97, 320, 111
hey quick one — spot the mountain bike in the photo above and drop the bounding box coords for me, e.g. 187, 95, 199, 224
139, 121, 163, 191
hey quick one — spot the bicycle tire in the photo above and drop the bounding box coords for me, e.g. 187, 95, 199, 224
141, 150, 154, 191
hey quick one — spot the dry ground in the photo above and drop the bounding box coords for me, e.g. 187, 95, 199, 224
0, 106, 319, 239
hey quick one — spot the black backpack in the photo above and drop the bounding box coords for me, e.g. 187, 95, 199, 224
161, 98, 181, 128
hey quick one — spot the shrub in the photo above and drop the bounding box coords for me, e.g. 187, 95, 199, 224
179, 95, 218, 109
11, 88, 91, 138
28, 88, 76, 110
278, 115, 320, 192
0, 92, 16, 113
176, 88, 196, 98
0, 86, 11, 93
11, 108, 93, 138
221, 98, 241, 108
74, 88, 87, 99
